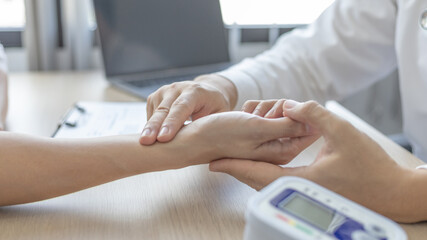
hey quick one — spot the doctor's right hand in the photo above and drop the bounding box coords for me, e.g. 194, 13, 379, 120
210, 100, 420, 222
140, 74, 238, 145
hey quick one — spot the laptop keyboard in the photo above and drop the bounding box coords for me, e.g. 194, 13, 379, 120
126, 75, 196, 88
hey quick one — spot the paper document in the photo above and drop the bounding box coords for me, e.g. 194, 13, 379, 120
53, 102, 147, 138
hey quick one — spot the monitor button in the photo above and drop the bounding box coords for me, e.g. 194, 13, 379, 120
365, 224, 387, 239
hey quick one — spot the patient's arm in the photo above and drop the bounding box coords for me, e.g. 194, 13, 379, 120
0, 111, 316, 206
0, 133, 187, 206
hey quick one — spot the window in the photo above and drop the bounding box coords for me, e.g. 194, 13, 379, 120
0, 0, 26, 47
220, 0, 335, 25
0, 0, 25, 28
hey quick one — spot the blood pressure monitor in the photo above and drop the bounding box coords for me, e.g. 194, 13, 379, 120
244, 177, 407, 240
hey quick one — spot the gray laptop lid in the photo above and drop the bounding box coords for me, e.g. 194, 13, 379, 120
93, 0, 230, 80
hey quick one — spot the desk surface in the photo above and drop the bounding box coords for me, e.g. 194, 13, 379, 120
1, 71, 426, 240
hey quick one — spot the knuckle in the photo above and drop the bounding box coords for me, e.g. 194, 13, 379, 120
188, 83, 205, 94
305, 100, 320, 110
155, 106, 170, 114
172, 97, 193, 112
157, 84, 168, 92
174, 97, 191, 107
169, 82, 181, 89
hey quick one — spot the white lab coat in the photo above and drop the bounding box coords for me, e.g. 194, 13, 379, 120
218, 0, 427, 161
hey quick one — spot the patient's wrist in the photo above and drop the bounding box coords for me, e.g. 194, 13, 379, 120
159, 125, 218, 168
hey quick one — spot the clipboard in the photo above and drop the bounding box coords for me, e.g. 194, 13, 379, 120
53, 101, 147, 138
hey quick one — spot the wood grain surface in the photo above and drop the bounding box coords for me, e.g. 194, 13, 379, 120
1, 72, 425, 239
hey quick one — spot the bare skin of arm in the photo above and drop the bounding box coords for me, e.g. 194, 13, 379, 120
0, 111, 314, 206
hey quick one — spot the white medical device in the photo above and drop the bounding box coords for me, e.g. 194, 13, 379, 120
244, 177, 407, 240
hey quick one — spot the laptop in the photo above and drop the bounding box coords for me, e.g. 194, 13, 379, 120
93, 0, 231, 99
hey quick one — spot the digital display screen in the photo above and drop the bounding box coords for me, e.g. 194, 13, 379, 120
279, 193, 335, 231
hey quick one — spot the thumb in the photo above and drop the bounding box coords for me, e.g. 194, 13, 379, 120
283, 100, 342, 137
209, 159, 305, 191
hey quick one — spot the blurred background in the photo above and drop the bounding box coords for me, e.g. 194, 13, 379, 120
0, 0, 402, 136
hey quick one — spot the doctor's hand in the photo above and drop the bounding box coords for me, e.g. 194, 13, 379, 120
140, 74, 237, 145
174, 111, 318, 166
210, 100, 417, 222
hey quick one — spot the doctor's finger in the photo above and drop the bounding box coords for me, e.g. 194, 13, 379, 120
254, 134, 320, 165
241, 100, 260, 113
209, 159, 305, 191
156, 93, 198, 142
265, 99, 286, 118
252, 100, 279, 117
257, 117, 314, 142
146, 88, 167, 119
140, 94, 178, 145
283, 100, 346, 140
146, 94, 157, 120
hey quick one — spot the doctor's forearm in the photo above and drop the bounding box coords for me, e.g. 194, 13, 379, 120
0, 132, 197, 206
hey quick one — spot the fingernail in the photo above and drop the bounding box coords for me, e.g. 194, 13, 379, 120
284, 100, 299, 110
158, 126, 169, 137
141, 128, 151, 137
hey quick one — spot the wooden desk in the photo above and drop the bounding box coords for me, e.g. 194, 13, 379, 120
1, 71, 426, 239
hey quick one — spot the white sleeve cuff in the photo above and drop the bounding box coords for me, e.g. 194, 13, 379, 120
217, 67, 261, 110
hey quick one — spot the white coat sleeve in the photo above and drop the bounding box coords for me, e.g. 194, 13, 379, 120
218, 0, 398, 109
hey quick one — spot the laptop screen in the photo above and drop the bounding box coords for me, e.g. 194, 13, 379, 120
93, 0, 229, 77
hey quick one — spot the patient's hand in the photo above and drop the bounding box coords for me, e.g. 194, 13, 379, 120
173, 111, 319, 166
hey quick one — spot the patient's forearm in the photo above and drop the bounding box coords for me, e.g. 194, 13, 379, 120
0, 132, 196, 206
